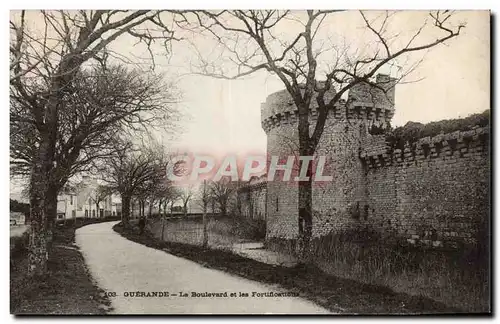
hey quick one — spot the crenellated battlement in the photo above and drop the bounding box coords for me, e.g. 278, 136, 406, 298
245, 68, 489, 250
360, 126, 490, 170
261, 74, 396, 134
348, 73, 396, 109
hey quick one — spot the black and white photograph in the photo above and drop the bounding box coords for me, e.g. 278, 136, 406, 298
8, 8, 491, 315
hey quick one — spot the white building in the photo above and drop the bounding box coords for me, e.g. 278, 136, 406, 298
56, 176, 119, 220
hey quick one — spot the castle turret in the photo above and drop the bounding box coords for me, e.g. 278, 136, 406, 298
261, 74, 397, 240
347, 73, 397, 128
245, 73, 489, 252
261, 74, 396, 134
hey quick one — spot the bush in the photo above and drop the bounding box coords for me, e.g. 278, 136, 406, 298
231, 215, 266, 241
386, 110, 490, 150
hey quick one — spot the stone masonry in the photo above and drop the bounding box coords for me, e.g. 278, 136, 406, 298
238, 74, 490, 249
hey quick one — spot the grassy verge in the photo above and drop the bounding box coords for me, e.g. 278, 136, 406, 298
313, 239, 489, 313
113, 222, 464, 314
263, 228, 490, 312
10, 218, 118, 315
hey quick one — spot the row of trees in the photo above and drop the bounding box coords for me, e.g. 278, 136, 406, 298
10, 10, 185, 275
10, 10, 464, 275
104, 142, 241, 222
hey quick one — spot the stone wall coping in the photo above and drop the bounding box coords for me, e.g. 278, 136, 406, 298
360, 125, 490, 169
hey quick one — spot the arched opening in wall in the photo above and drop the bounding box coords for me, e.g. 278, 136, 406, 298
369, 156, 376, 168
434, 142, 443, 156
378, 155, 385, 167
479, 133, 488, 150
448, 138, 458, 154
366, 107, 373, 122
354, 106, 362, 119
360, 157, 368, 175
410, 142, 417, 162
422, 143, 431, 158
375, 108, 382, 121
463, 136, 473, 153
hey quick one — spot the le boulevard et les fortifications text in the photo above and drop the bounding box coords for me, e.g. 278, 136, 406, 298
104, 291, 300, 298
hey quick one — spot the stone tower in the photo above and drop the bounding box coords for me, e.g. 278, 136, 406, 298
260, 74, 397, 241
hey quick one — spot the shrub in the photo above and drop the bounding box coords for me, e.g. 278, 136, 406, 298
231, 215, 266, 241
386, 110, 490, 150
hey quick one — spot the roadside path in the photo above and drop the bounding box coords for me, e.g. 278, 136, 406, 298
10, 225, 29, 237
75, 221, 329, 314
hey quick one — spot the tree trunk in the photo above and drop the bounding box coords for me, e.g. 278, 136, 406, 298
220, 203, 227, 217
27, 54, 81, 276
28, 140, 54, 276
298, 176, 313, 260
202, 201, 208, 248
44, 186, 58, 251
183, 203, 187, 217
297, 104, 314, 261
161, 214, 166, 241
148, 201, 152, 218
95, 202, 99, 218
121, 194, 131, 227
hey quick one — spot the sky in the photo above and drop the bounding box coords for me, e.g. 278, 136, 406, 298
145, 10, 489, 155
9, 10, 490, 201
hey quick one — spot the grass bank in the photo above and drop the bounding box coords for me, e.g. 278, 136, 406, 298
10, 218, 118, 315
267, 228, 490, 313
147, 215, 265, 250
114, 221, 464, 314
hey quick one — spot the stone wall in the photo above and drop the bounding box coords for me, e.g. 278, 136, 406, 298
238, 74, 490, 250
238, 180, 267, 221
361, 126, 490, 247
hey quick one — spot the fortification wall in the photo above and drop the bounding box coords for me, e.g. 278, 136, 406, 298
261, 74, 396, 134
361, 126, 490, 247
238, 180, 267, 221
261, 74, 397, 240
265, 121, 300, 239
263, 115, 374, 239
245, 75, 490, 250
310, 120, 368, 237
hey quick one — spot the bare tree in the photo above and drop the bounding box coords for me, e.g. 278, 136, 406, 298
198, 180, 213, 247
187, 10, 465, 257
209, 177, 239, 218
89, 185, 112, 218
196, 180, 214, 215
9, 10, 188, 276
105, 141, 159, 227
179, 186, 194, 217
11, 61, 178, 274
159, 184, 182, 217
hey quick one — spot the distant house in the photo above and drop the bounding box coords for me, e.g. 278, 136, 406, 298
10, 212, 25, 225
171, 205, 183, 213
56, 176, 119, 220
57, 189, 78, 220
